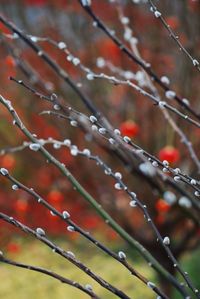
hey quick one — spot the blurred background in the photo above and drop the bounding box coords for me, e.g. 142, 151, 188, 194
0, 0, 200, 298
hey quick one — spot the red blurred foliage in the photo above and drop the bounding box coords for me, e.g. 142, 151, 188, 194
0, 1, 199, 260
165, 16, 180, 30
83, 214, 101, 230
15, 200, 29, 214
120, 120, 139, 138
0, 154, 16, 170
7, 242, 21, 254
155, 215, 165, 225
155, 199, 171, 213
158, 146, 180, 164
188, 0, 200, 11
5, 55, 16, 68
25, 0, 47, 5
98, 38, 121, 65
0, 22, 11, 34
47, 190, 64, 204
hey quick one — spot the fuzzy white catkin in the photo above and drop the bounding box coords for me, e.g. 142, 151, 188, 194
147, 281, 155, 288
0, 168, 9, 176
81, 0, 91, 6
29, 143, 41, 151
115, 183, 122, 190
118, 251, 126, 259
163, 236, 170, 245
63, 211, 70, 219
36, 228, 45, 236
67, 225, 75, 232
115, 172, 122, 179
58, 41, 66, 49
66, 251, 75, 259
85, 284, 93, 291
89, 115, 97, 123
154, 11, 161, 18
12, 184, 19, 191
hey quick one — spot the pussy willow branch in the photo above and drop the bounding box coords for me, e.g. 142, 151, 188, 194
6, 75, 200, 220
109, 3, 197, 170
117, 5, 159, 96
1, 12, 198, 294
0, 141, 197, 298
0, 4, 198, 298
0, 95, 187, 297
44, 12, 200, 174
9, 76, 167, 201
78, 0, 200, 121
8, 27, 200, 131
88, 75, 200, 202
89, 72, 200, 129
0, 254, 100, 299
22, 138, 199, 296
6, 76, 200, 214
2, 10, 200, 204
106, 25, 200, 197
0, 173, 170, 299
0, 17, 149, 191
0, 38, 49, 91
0, 213, 130, 299
0, 14, 99, 117
94, 63, 200, 199
1, 14, 200, 133
100, 35, 200, 172
9, 76, 76, 119
125, 139, 200, 212
147, 0, 200, 73
2, 136, 200, 217
7, 86, 200, 223
9, 68, 200, 198
3, 18, 200, 204
162, 108, 200, 172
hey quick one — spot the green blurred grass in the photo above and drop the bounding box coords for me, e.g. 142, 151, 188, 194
0, 237, 199, 299
174, 248, 200, 299
0, 237, 155, 299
